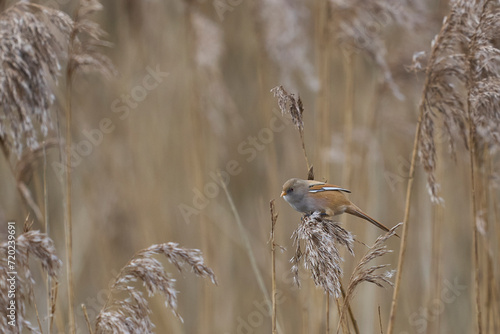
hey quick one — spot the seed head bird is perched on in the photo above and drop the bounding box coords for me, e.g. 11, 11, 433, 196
281, 178, 395, 235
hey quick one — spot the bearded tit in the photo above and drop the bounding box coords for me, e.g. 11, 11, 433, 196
281, 178, 395, 235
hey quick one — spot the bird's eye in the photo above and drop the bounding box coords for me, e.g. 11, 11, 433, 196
289, 188, 294, 193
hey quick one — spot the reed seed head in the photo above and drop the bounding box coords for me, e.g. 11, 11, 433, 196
95, 242, 216, 333
271, 85, 304, 133
0, 3, 72, 158
0, 229, 61, 333
291, 212, 354, 297
417, 0, 500, 203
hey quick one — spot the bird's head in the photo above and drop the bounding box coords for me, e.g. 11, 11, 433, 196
280, 178, 308, 201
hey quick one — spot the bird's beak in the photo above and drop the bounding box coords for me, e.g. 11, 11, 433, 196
280, 190, 286, 197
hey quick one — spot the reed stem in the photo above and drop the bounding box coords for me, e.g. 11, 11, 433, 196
64, 64, 75, 334
466, 94, 483, 334
270, 200, 278, 334
386, 103, 423, 334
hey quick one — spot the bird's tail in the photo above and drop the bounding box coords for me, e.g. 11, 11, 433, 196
345, 205, 399, 237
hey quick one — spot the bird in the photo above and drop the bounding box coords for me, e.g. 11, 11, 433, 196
281, 178, 395, 235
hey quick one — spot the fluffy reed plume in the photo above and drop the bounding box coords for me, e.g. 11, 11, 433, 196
465, 2, 500, 332
95, 242, 217, 333
467, 1, 500, 148
271, 85, 304, 132
0, 3, 72, 158
330, 0, 415, 100
390, 3, 500, 332
339, 223, 401, 331
271, 85, 312, 173
0, 229, 62, 333
388, 2, 478, 331
410, 0, 479, 203
291, 212, 354, 297
258, 0, 319, 92
67, 0, 115, 79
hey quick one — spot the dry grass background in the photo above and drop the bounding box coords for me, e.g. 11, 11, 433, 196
0, 0, 499, 333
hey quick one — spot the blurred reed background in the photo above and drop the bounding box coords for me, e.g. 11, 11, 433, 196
0, 0, 499, 333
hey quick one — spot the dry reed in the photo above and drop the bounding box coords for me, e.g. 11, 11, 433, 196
330, 0, 414, 101
219, 175, 284, 332
82, 304, 94, 334
291, 212, 354, 298
271, 85, 311, 173
339, 223, 401, 333
272, 84, 363, 333
95, 242, 216, 333
269, 199, 279, 334
0, 228, 62, 333
64, 1, 113, 331
0, 3, 71, 159
390, 1, 500, 332
290, 212, 354, 334
1, 1, 498, 333
389, 1, 475, 331
0, 5, 71, 328
0, 2, 71, 226
412, 0, 480, 204
465, 2, 500, 332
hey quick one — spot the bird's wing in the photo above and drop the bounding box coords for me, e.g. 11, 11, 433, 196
305, 180, 326, 187
308, 182, 351, 193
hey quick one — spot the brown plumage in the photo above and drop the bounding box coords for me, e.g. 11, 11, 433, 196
281, 178, 396, 235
